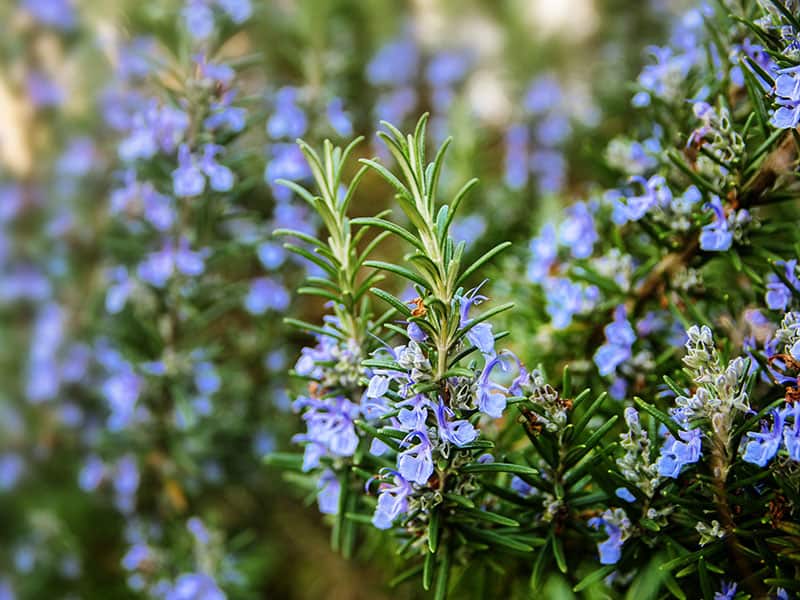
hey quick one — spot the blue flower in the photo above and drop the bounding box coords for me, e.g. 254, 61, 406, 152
78, 455, 105, 492
194, 361, 221, 395
526, 224, 557, 283
267, 87, 307, 139
369, 470, 412, 529
504, 124, 529, 189
742, 409, 784, 466
21, 0, 76, 30
656, 427, 702, 478
714, 581, 737, 600
545, 277, 599, 330
782, 402, 800, 461
167, 573, 226, 600
244, 277, 290, 314
182, 1, 215, 40
0, 454, 25, 491
435, 401, 477, 447
559, 201, 597, 259
458, 285, 496, 357
218, 0, 251, 23
173, 144, 205, 197
613, 175, 671, 224
510, 476, 536, 498
765, 259, 798, 311
699, 196, 732, 251
317, 469, 341, 515
327, 98, 353, 137
187, 517, 211, 545
205, 90, 247, 132
770, 66, 800, 129
476, 355, 509, 418
257, 242, 286, 270
594, 306, 636, 376
113, 455, 140, 514
588, 509, 629, 565
398, 430, 434, 485
199, 144, 234, 192
615, 487, 636, 502
367, 38, 418, 86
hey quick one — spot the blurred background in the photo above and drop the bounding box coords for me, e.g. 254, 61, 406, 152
0, 0, 688, 598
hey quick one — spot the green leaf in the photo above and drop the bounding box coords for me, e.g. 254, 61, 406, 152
263, 452, 304, 470
433, 545, 451, 600
428, 508, 441, 553
456, 241, 512, 286
369, 288, 412, 317
351, 217, 423, 250
552, 535, 567, 574
462, 462, 541, 476
364, 260, 430, 288
284, 317, 346, 341
634, 397, 682, 439
573, 565, 616, 592
459, 525, 535, 553
423, 549, 435, 591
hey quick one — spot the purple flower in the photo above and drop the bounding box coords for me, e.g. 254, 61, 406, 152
218, 0, 251, 23
398, 430, 434, 485
113, 455, 140, 514
699, 196, 732, 252
205, 91, 247, 132
370, 470, 412, 529
765, 260, 798, 311
458, 284, 495, 357
504, 124, 529, 189
656, 427, 702, 478
594, 306, 636, 377
244, 277, 290, 314
78, 455, 106, 492
771, 66, 800, 129
476, 355, 509, 418
367, 38, 418, 86
743, 409, 784, 467
526, 224, 557, 283
182, 1, 215, 39
194, 361, 220, 395
267, 87, 307, 139
21, 0, 76, 30
559, 201, 597, 259
167, 573, 225, 600
173, 144, 205, 197
435, 401, 477, 447
714, 581, 737, 600
317, 469, 340, 515
615, 487, 636, 502
327, 98, 353, 137
588, 510, 628, 565
199, 144, 234, 192
426, 51, 470, 88
782, 402, 800, 461
0, 454, 25, 491
187, 517, 210, 545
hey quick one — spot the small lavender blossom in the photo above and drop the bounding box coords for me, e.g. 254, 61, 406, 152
656, 427, 702, 478
589, 508, 630, 565
316, 469, 341, 515
765, 259, 799, 311
594, 306, 636, 377
699, 196, 733, 252
370, 470, 412, 530
398, 430, 434, 485
173, 144, 205, 197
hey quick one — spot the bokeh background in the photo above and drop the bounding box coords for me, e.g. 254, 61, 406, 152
0, 0, 691, 598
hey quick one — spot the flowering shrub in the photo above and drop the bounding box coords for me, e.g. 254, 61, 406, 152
5, 0, 800, 598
